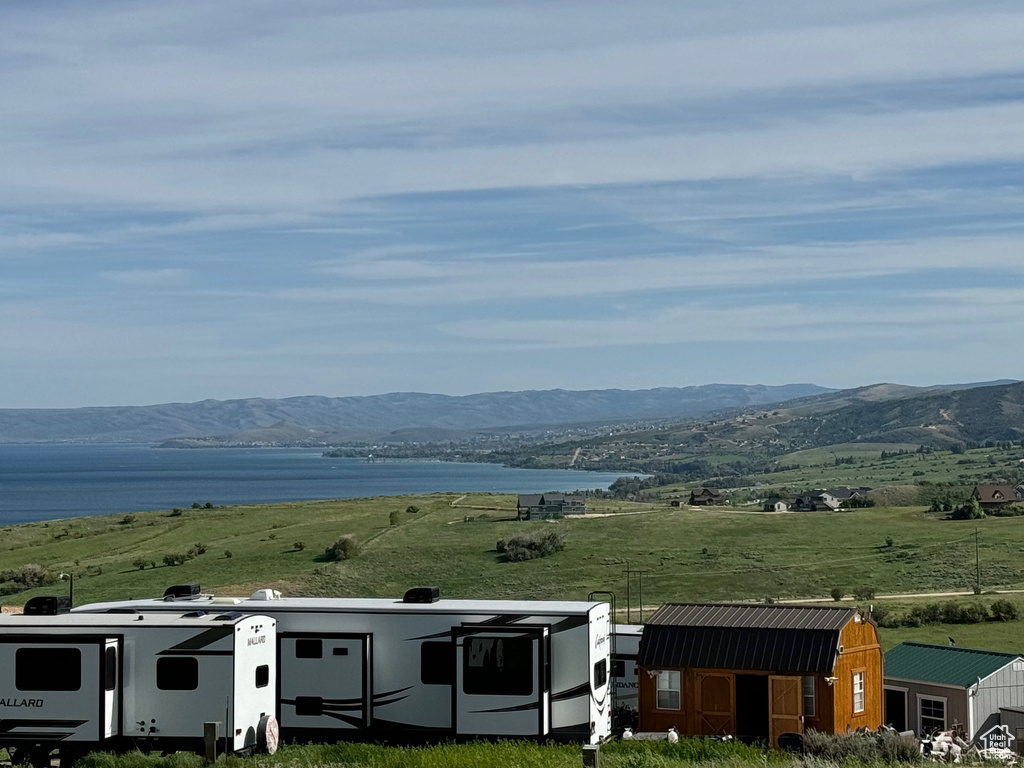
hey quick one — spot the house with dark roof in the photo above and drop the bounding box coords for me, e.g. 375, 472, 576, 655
972, 484, 1020, 512
515, 493, 585, 520
791, 491, 841, 511
637, 603, 881, 746
884, 641, 1024, 741
688, 488, 726, 506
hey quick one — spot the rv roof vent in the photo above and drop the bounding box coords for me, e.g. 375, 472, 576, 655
181, 611, 207, 619
24, 595, 72, 616
210, 597, 242, 605
163, 584, 201, 600
213, 611, 243, 621
105, 608, 139, 614
249, 589, 282, 601
403, 586, 440, 604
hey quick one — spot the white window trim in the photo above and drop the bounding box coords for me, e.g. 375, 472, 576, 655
917, 693, 948, 734
655, 669, 681, 711
853, 670, 866, 714
803, 676, 816, 718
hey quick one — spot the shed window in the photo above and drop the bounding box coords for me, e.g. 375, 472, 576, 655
157, 657, 199, 690
16, 647, 81, 691
656, 670, 680, 710
852, 670, 865, 714
802, 676, 816, 718
920, 697, 946, 733
463, 636, 533, 696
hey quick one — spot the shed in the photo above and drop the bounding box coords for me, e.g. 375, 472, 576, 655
884, 641, 1024, 741
637, 603, 881, 746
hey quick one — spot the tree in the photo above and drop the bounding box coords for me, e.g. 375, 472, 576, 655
132, 558, 148, 570
390, 510, 401, 526
830, 587, 844, 602
325, 535, 359, 561
852, 586, 876, 601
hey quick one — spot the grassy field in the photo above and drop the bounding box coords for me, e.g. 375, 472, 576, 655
73, 738, 796, 768
2, 494, 1023, 606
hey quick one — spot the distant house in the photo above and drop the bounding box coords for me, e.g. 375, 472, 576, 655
884, 641, 1024, 741
689, 488, 726, 506
792, 491, 840, 511
516, 493, 585, 520
637, 603, 882, 746
763, 499, 790, 512
972, 484, 1018, 512
830, 487, 872, 503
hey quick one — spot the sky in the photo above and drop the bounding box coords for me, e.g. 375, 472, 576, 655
2, 1, 1023, 408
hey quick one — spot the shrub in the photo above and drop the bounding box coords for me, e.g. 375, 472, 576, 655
293, 541, 306, 551
991, 599, 1019, 621
389, 510, 401, 526
801, 728, 919, 763
132, 558, 148, 570
406, 505, 420, 514
0, 563, 54, 589
162, 553, 186, 567
120, 514, 136, 525
951, 498, 985, 520
192, 542, 206, 555
852, 586, 876, 600
326, 535, 359, 561
830, 587, 844, 602
497, 529, 565, 562
203, 502, 214, 509
191, 502, 202, 509
224, 550, 233, 559
169, 508, 183, 517
885, 535, 894, 548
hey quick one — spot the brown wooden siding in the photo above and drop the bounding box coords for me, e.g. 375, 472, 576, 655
637, 615, 883, 740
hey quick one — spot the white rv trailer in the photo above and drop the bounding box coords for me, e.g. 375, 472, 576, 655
611, 624, 642, 711
0, 608, 278, 766
75, 586, 611, 744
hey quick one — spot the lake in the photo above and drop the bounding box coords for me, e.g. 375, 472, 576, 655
0, 444, 629, 525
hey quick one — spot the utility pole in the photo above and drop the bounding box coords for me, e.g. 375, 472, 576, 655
623, 563, 647, 623
624, 561, 631, 624
976, 527, 981, 594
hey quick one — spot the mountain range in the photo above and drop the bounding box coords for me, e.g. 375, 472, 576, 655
0, 383, 830, 444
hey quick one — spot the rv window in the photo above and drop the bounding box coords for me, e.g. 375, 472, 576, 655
104, 646, 117, 691
157, 657, 199, 690
421, 641, 454, 685
295, 639, 323, 658
255, 665, 270, 688
16, 647, 82, 691
593, 659, 607, 689
611, 659, 626, 677
463, 636, 533, 696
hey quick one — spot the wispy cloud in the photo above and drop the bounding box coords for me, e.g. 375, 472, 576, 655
99, 269, 191, 287
1, 1, 1023, 405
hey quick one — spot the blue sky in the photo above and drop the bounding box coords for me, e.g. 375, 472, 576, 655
2, 1, 1023, 407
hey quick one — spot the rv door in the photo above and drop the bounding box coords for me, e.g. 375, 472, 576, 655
102, 639, 119, 739
454, 627, 549, 737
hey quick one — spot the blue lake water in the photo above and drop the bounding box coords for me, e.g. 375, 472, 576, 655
0, 444, 628, 525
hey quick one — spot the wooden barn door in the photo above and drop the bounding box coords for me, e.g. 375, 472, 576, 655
696, 673, 734, 735
769, 676, 803, 747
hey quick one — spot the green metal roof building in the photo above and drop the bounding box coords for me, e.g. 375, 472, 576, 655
885, 641, 1024, 742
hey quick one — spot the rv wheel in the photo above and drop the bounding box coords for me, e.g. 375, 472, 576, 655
256, 715, 279, 755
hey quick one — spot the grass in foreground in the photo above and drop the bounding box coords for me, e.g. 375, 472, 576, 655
75, 739, 788, 768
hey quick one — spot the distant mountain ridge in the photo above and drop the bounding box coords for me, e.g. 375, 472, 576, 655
0, 383, 832, 444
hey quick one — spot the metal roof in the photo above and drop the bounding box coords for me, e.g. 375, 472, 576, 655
638, 625, 841, 673
885, 642, 1022, 688
646, 602, 860, 631
637, 602, 864, 673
